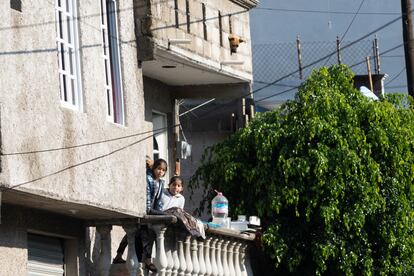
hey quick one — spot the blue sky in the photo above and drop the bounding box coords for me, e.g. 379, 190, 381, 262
250, 0, 406, 107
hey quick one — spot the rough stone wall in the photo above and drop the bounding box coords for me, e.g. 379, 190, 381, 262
0, 1, 148, 215
146, 0, 253, 78
0, 204, 86, 275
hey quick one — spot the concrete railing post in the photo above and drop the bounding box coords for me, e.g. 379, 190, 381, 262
152, 224, 169, 276
96, 225, 112, 276
121, 224, 140, 276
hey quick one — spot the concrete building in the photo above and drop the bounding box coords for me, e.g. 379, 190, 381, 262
0, 0, 257, 274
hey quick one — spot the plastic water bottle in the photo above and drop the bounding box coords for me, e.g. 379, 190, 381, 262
211, 190, 229, 227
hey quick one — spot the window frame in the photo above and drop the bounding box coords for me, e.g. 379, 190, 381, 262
202, 3, 207, 40
55, 0, 83, 110
100, 0, 125, 125
152, 111, 169, 165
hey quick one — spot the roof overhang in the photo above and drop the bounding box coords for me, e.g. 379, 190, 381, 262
1, 189, 141, 220
142, 44, 252, 86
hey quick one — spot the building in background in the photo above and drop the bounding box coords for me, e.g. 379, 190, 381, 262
136, 0, 258, 216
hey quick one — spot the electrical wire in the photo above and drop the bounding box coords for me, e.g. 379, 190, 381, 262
254, 7, 400, 16
324, 0, 366, 66
183, 41, 405, 120
1, 125, 179, 156
2, 14, 407, 157
386, 85, 407, 89
0, 6, 410, 191
1, 132, 158, 191
254, 42, 405, 103
250, 14, 404, 98
340, 0, 367, 42
385, 67, 406, 86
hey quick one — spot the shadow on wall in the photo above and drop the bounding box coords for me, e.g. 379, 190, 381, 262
85, 227, 110, 276
0, 225, 26, 249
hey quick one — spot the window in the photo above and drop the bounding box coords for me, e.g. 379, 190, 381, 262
153, 137, 159, 160
101, 0, 125, 124
174, 0, 179, 28
186, 0, 190, 33
152, 112, 168, 164
27, 233, 65, 276
229, 14, 233, 34
218, 11, 223, 46
10, 0, 22, 12
202, 3, 207, 40
55, 0, 82, 109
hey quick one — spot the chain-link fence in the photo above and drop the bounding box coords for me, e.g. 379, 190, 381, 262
252, 39, 377, 107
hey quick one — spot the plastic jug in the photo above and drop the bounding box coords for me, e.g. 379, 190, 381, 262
211, 190, 229, 227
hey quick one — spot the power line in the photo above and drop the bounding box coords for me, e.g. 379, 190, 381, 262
253, 42, 406, 103
381, 55, 405, 58
0, 1, 248, 34
254, 80, 299, 88
1, 125, 178, 156
255, 86, 299, 103
0, 1, 250, 63
386, 85, 407, 89
385, 67, 406, 86
254, 7, 400, 16
3, 11, 406, 154
340, 0, 366, 42
188, 40, 406, 120
1, 132, 157, 191
1, 6, 410, 191
1, 44, 404, 191
348, 42, 404, 69
324, 0, 366, 66
0, 0, 169, 31
249, 12, 406, 98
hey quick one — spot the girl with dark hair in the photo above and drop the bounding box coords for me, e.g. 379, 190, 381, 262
113, 158, 168, 272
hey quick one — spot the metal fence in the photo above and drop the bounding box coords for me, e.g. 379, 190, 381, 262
253, 39, 374, 83
252, 39, 378, 106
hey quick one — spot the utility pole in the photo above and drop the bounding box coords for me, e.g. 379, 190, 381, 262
401, 0, 414, 96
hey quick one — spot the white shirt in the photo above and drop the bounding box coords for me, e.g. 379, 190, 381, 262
159, 188, 185, 211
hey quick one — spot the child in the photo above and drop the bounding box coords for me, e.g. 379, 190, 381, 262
113, 158, 168, 273
146, 158, 168, 213
158, 176, 185, 211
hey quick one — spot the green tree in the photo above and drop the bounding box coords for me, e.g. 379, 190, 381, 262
191, 66, 414, 275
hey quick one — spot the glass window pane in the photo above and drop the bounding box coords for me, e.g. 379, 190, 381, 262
100, 0, 105, 25
58, 11, 63, 39
66, 16, 71, 44
60, 44, 66, 70
107, 89, 111, 116
66, 0, 70, 12
68, 48, 74, 74
62, 75, 68, 101
105, 61, 109, 85
102, 30, 107, 55
71, 78, 76, 105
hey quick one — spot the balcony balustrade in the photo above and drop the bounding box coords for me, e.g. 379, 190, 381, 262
93, 215, 255, 276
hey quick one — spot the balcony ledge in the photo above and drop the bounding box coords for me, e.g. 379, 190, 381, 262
231, 0, 259, 9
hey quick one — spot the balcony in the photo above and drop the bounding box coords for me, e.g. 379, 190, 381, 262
91, 215, 255, 276
135, 0, 254, 88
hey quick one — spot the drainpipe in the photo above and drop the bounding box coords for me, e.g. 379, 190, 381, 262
174, 99, 180, 176
0, 103, 2, 224
0, 190, 2, 224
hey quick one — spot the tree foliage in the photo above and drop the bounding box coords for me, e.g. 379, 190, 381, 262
190, 66, 414, 275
